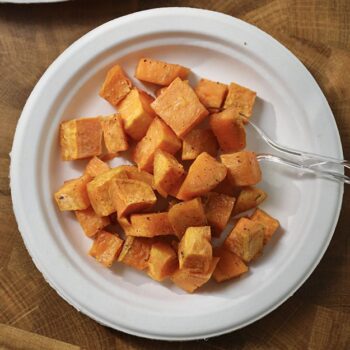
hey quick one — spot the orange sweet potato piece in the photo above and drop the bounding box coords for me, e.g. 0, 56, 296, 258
168, 198, 207, 239
151, 78, 209, 138
60, 118, 102, 160
135, 58, 189, 86
177, 152, 227, 200
195, 78, 228, 109
210, 107, 246, 152
89, 230, 124, 267
181, 129, 218, 160
75, 207, 110, 237
251, 208, 280, 244
114, 165, 154, 188
100, 114, 128, 153
220, 151, 261, 187
155, 86, 167, 97
133, 118, 181, 173
233, 187, 267, 215
225, 217, 264, 263
99, 64, 132, 106
147, 242, 178, 281
85, 157, 110, 178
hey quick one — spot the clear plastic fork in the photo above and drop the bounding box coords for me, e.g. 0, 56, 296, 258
243, 117, 350, 185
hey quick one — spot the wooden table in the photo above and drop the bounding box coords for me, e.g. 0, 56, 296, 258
0, 1, 349, 349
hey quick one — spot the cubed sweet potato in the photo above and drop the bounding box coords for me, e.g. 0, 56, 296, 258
100, 114, 128, 153
225, 217, 264, 262
171, 257, 219, 293
195, 78, 228, 109
118, 236, 152, 270
109, 178, 156, 217
85, 157, 110, 178
210, 107, 246, 152
135, 58, 189, 86
224, 82, 256, 118
155, 86, 167, 97
147, 242, 178, 281
154, 149, 185, 197
181, 129, 218, 160
89, 231, 124, 267
133, 118, 182, 173
99, 64, 132, 106
177, 152, 227, 200
233, 187, 267, 215
60, 118, 102, 160
118, 88, 156, 140
115, 165, 154, 188
203, 192, 235, 236
75, 207, 110, 237
151, 78, 209, 138
54, 175, 91, 211
251, 208, 280, 244
212, 247, 248, 282
220, 151, 261, 187
168, 198, 207, 238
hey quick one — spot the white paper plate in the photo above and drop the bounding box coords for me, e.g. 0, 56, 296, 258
10, 8, 344, 340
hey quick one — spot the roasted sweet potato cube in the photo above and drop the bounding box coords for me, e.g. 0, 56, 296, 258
181, 129, 218, 160
168, 198, 207, 238
89, 231, 124, 267
151, 78, 209, 138
210, 107, 246, 152
220, 151, 261, 187
75, 207, 110, 237
155, 86, 167, 97
213, 247, 248, 282
113, 165, 154, 188
100, 114, 128, 153
177, 152, 227, 200
118, 236, 152, 270
109, 178, 156, 218
117, 217, 134, 236
135, 58, 189, 86
195, 79, 228, 109
224, 82, 256, 118
178, 226, 212, 273
251, 208, 280, 244
118, 89, 156, 140
203, 192, 235, 236
128, 212, 175, 237
154, 149, 185, 197
147, 242, 178, 281
85, 157, 110, 178
54, 175, 91, 211
60, 118, 102, 160
171, 257, 219, 293
99, 64, 132, 106
133, 118, 181, 173
234, 187, 267, 215
225, 217, 264, 262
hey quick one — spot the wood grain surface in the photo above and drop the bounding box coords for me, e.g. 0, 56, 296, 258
0, 1, 349, 349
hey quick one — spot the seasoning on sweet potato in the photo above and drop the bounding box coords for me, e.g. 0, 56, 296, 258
109, 178, 156, 218
251, 208, 280, 244
133, 118, 182, 173
181, 129, 218, 160
60, 117, 102, 160
89, 230, 124, 267
210, 107, 246, 152
195, 78, 228, 109
212, 247, 248, 282
118, 88, 156, 140
135, 58, 190, 86
220, 151, 261, 187
203, 192, 235, 236
171, 257, 219, 293
177, 152, 227, 200
153, 149, 185, 197
168, 198, 207, 238
54, 174, 91, 211
99, 64, 132, 106
225, 217, 264, 263
224, 82, 256, 118
151, 78, 209, 138
75, 207, 110, 237
85, 157, 110, 178
100, 114, 128, 153
233, 187, 267, 215
147, 242, 178, 281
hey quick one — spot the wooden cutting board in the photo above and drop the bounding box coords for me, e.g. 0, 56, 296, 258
0, 1, 349, 349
